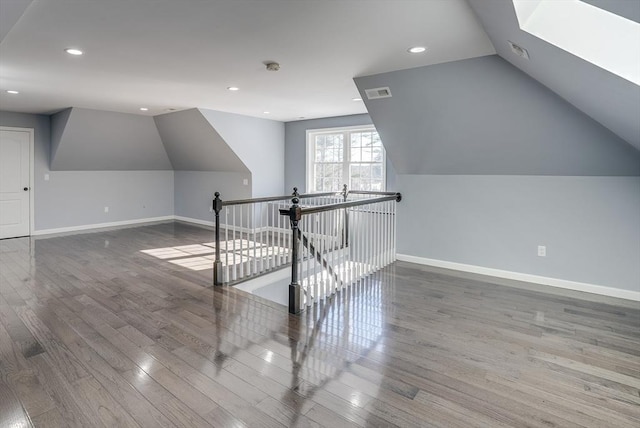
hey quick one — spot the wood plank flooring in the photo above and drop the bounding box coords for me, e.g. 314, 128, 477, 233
0, 221, 638, 427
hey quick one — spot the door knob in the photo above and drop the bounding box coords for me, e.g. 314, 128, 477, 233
23, 187, 28, 191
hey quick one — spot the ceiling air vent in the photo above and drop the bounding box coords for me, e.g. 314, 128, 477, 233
365, 87, 392, 100
508, 41, 529, 59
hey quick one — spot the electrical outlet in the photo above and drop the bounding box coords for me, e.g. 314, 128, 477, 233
104, 206, 109, 213
537, 245, 546, 257
209, 206, 213, 212
243, 178, 249, 186
44, 174, 49, 181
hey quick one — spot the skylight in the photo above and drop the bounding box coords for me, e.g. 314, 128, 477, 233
512, 0, 640, 85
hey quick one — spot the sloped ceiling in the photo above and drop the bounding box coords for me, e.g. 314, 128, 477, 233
0, 0, 32, 43
467, 0, 640, 150
355, 55, 640, 176
50, 107, 172, 170
154, 109, 249, 172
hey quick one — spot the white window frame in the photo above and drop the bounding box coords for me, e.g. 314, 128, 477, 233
306, 125, 386, 193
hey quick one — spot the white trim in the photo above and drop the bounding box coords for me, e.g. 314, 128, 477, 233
0, 126, 35, 237
175, 216, 291, 236
33, 212, 290, 244
33, 216, 174, 236
174, 215, 214, 228
174, 216, 265, 234
396, 254, 640, 302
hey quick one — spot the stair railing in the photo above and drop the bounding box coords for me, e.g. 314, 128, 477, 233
212, 188, 343, 285
280, 191, 401, 314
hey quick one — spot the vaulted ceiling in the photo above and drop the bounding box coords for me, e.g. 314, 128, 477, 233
1, 0, 638, 151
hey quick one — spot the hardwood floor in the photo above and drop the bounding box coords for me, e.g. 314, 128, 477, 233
0, 221, 638, 427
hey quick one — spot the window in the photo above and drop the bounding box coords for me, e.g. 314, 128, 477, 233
512, 0, 640, 85
307, 126, 385, 192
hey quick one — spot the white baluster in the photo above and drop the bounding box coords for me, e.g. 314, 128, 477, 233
239, 205, 244, 278
224, 206, 229, 282
251, 203, 256, 276
232, 205, 237, 281
392, 201, 397, 261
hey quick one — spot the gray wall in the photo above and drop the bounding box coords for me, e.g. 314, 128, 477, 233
174, 171, 250, 223
1, 111, 174, 231
397, 175, 640, 292
350, 55, 640, 293
37, 170, 173, 230
284, 113, 397, 193
468, 1, 640, 149
354, 55, 640, 175
200, 109, 284, 197
154, 109, 249, 172
2, 108, 279, 231
51, 107, 172, 170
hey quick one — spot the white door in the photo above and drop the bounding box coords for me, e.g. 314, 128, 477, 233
0, 129, 31, 239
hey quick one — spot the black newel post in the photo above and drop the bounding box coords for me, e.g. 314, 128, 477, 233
281, 197, 302, 314
213, 192, 223, 286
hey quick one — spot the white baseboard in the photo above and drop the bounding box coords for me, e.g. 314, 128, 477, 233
174, 216, 292, 236
34, 215, 292, 237
33, 216, 174, 236
396, 254, 640, 302
174, 215, 215, 228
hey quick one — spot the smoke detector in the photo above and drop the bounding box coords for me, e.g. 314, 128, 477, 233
365, 87, 392, 100
508, 41, 529, 59
265, 62, 280, 71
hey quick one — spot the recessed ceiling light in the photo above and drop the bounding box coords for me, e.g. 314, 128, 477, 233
140, 107, 148, 111
263, 111, 270, 114
407, 46, 426, 54
6, 90, 19, 94
227, 86, 239, 91
352, 97, 362, 102
65, 48, 83, 56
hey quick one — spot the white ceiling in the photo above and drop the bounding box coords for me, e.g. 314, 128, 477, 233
0, 0, 495, 121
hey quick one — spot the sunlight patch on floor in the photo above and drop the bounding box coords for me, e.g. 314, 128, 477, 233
141, 240, 287, 271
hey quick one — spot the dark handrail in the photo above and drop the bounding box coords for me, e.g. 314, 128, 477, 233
348, 190, 400, 196
212, 185, 401, 292
221, 191, 339, 206
296, 193, 401, 216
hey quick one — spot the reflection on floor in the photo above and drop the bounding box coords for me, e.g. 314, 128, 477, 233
1, 221, 638, 428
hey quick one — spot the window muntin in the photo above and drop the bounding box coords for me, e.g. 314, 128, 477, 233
307, 126, 385, 192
